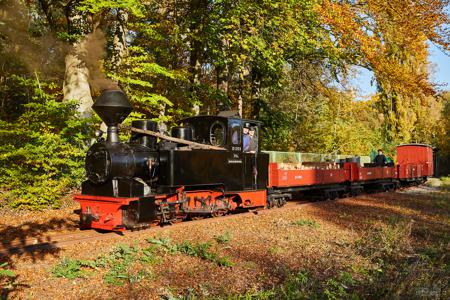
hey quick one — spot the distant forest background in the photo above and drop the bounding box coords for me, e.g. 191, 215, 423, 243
1, 0, 449, 209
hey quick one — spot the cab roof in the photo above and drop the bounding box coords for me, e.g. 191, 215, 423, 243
180, 115, 262, 125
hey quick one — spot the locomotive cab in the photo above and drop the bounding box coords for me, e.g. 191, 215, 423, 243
157, 116, 268, 193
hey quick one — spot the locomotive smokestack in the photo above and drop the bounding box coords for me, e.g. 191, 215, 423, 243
92, 89, 132, 143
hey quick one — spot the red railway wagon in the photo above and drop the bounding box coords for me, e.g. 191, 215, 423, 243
268, 163, 348, 187
268, 144, 434, 200
344, 163, 397, 182
397, 144, 434, 180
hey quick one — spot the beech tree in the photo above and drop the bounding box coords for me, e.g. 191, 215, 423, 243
318, 0, 449, 145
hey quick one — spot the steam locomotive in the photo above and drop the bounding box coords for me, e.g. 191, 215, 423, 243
75, 89, 434, 231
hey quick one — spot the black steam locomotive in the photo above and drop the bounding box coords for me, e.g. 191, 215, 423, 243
76, 89, 274, 231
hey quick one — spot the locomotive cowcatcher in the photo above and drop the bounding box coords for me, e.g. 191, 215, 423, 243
75, 89, 275, 231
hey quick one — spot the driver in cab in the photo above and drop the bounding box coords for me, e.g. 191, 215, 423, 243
243, 126, 257, 153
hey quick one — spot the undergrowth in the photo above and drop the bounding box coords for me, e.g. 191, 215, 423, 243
0, 76, 97, 210
292, 219, 320, 228
216, 214, 448, 300
214, 232, 232, 244
52, 236, 234, 286
0, 262, 16, 299
148, 237, 234, 267
52, 244, 155, 286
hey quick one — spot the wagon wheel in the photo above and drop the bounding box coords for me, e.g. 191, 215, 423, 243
212, 209, 228, 217
276, 198, 284, 207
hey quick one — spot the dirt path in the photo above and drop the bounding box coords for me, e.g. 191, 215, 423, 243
1, 188, 449, 299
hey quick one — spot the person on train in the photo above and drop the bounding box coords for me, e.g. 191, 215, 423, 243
248, 127, 258, 153
374, 149, 387, 166
243, 127, 250, 152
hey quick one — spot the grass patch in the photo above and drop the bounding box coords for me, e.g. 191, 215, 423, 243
355, 220, 413, 259
52, 244, 155, 286
214, 231, 232, 244
1, 262, 17, 299
269, 246, 285, 255
51, 258, 94, 279
206, 270, 359, 299
0, 263, 15, 279
148, 237, 234, 267
351, 219, 450, 298
292, 219, 320, 228
440, 177, 450, 191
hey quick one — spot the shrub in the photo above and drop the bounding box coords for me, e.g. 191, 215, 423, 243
0, 76, 96, 210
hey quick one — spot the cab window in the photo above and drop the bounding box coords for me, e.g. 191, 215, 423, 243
230, 121, 241, 145
209, 121, 226, 147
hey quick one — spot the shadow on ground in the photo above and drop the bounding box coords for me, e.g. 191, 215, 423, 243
0, 217, 79, 298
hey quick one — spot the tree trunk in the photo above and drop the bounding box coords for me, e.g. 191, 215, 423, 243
237, 68, 244, 117
63, 40, 93, 118
250, 66, 262, 119
217, 64, 229, 93
111, 9, 128, 70
215, 63, 229, 113
63, 0, 93, 118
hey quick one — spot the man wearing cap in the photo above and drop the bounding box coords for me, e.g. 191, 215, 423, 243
243, 127, 250, 152
374, 149, 387, 166
248, 127, 258, 153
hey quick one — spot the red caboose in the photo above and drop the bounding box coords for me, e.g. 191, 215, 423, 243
396, 144, 434, 181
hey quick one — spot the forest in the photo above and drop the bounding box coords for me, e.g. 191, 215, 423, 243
0, 0, 449, 210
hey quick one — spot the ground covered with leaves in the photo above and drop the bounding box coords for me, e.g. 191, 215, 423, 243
1, 183, 449, 299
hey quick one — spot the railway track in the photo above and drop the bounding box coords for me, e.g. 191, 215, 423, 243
0, 201, 312, 257
1, 188, 411, 257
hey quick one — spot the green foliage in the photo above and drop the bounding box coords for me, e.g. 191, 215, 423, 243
292, 219, 320, 228
0, 262, 17, 299
229, 270, 359, 300
214, 232, 232, 244
52, 258, 94, 279
101, 244, 140, 286
79, 0, 145, 17
147, 237, 234, 267
0, 263, 15, 278
441, 177, 450, 191
52, 244, 154, 286
0, 76, 94, 210
355, 220, 413, 260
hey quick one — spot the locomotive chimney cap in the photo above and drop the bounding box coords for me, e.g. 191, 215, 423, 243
92, 89, 132, 126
